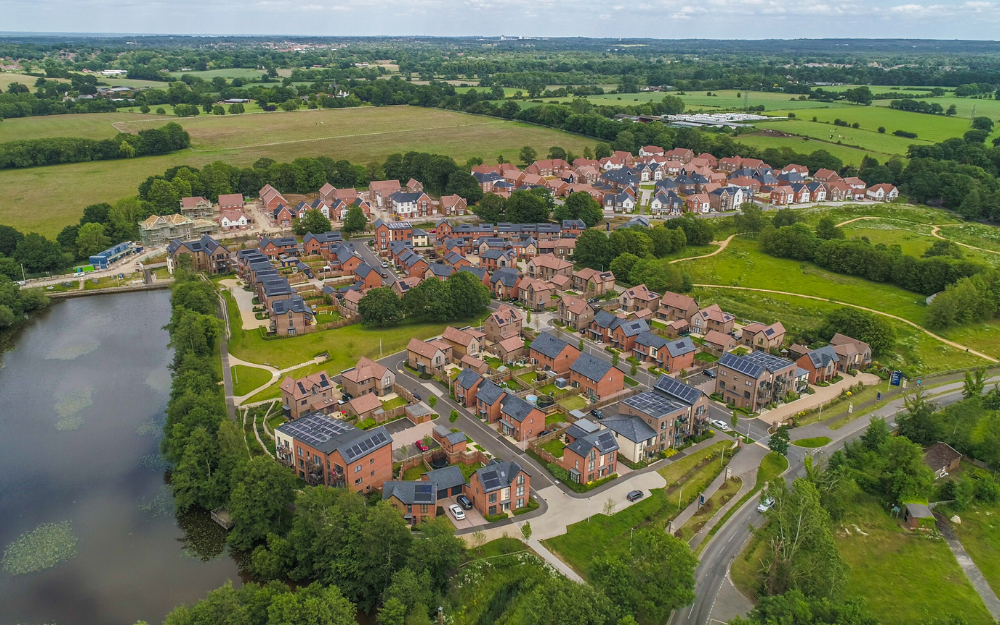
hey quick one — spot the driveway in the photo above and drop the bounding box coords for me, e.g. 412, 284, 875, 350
441, 495, 488, 529
220, 279, 269, 330
390, 418, 439, 452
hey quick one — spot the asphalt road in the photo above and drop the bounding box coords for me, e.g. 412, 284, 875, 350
672, 384, 971, 625
353, 237, 398, 285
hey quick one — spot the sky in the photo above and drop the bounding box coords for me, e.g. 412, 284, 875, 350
1, 0, 1000, 40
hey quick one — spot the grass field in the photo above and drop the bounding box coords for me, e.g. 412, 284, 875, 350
943, 500, 1000, 597
166, 68, 265, 81
792, 105, 975, 144
840, 219, 1000, 268
543, 440, 729, 576
731, 133, 885, 166
231, 365, 273, 396
0, 106, 595, 236
732, 494, 994, 625
0, 73, 56, 90
224, 290, 460, 370
755, 119, 932, 155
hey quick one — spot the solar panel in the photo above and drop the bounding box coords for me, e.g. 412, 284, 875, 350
414, 483, 434, 504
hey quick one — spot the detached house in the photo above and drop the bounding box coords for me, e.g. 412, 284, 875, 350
383, 481, 438, 526
795, 345, 839, 384
490, 267, 521, 300
657, 291, 699, 324
527, 254, 573, 281
441, 326, 483, 359
619, 375, 710, 455
741, 322, 786, 352
573, 268, 616, 296
561, 422, 619, 484
369, 180, 402, 208
829, 333, 873, 371
558, 295, 595, 331
280, 371, 337, 420
498, 395, 545, 442
468, 460, 530, 517
180, 196, 213, 218
167, 235, 230, 274
484, 304, 524, 343
271, 296, 315, 337
519, 277, 556, 311
866, 184, 898, 202
407, 338, 452, 376
621, 284, 660, 314
341, 357, 395, 399
693, 304, 735, 335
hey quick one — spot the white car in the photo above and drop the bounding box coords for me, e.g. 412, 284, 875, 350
757, 497, 774, 513
711, 419, 731, 431
449, 504, 466, 521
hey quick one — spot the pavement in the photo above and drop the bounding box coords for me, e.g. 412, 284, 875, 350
936, 514, 1000, 620
219, 279, 270, 330
756, 371, 880, 425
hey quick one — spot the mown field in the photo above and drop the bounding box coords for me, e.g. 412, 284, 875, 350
731, 134, 886, 166
0, 106, 595, 236
755, 119, 932, 155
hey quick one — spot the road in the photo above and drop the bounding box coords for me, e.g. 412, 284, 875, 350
673, 383, 972, 625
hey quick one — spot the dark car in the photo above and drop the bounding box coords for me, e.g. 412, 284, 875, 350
627, 490, 644, 502
590, 409, 604, 420
456, 495, 473, 510
412, 392, 422, 402
703, 369, 717, 378
588, 297, 600, 304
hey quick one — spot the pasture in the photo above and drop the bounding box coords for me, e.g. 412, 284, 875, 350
729, 133, 884, 166
754, 119, 931, 156
0, 106, 595, 236
166, 68, 266, 81
791, 105, 975, 143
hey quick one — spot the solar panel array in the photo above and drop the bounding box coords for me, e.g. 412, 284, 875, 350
343, 429, 389, 462
719, 353, 764, 378
413, 483, 434, 504
278, 414, 353, 448
480, 466, 504, 492
654, 375, 702, 405
625, 390, 685, 418
595, 432, 618, 453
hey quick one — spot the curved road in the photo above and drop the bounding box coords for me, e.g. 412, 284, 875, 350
692, 284, 997, 363
674, 382, 975, 625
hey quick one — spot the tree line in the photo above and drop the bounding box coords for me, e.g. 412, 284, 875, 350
0, 122, 190, 170
357, 271, 492, 328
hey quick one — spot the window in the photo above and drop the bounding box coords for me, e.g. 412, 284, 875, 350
516, 498, 524, 509
516, 485, 524, 497
298, 459, 304, 468
355, 465, 362, 473
420, 504, 428, 513
297, 448, 303, 457
355, 478, 362, 485
370, 458, 374, 464
489, 493, 497, 503
371, 471, 374, 477
516, 474, 525, 485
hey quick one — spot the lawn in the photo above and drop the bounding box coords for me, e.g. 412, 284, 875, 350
694, 352, 718, 363
732, 493, 994, 625
675, 476, 743, 542
224, 291, 457, 370
936, 222, 1000, 255
166, 68, 266, 80
557, 395, 588, 412
459, 461, 485, 481
231, 365, 273, 396
731, 133, 884, 167
944, 500, 1000, 597
401, 465, 426, 481
840, 220, 1000, 268
544, 412, 566, 427
801, 105, 981, 144
543, 441, 732, 577
755, 118, 932, 156
0, 106, 595, 237
790, 436, 831, 448
796, 203, 962, 228
244, 360, 331, 403
381, 396, 408, 411
540, 438, 566, 458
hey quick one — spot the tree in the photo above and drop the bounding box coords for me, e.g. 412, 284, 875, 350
408, 517, 464, 592
212, 105, 226, 115
731, 410, 739, 430
548, 146, 567, 160
963, 368, 987, 400
170, 426, 224, 512
575, 230, 614, 271
0, 225, 24, 257
377, 598, 406, 625
342, 206, 367, 235
147, 178, 181, 210
819, 308, 896, 356
521, 576, 617, 625
769, 425, 790, 456
446, 270, 491, 320
672, 213, 714, 246
359, 287, 403, 327
75, 222, 110, 259
14, 232, 68, 273
971, 116, 995, 133
521, 522, 532, 541
519, 146, 537, 166
735, 202, 767, 237
610, 253, 641, 283
815, 217, 844, 240
660, 95, 686, 115
505, 189, 550, 223
449, 409, 459, 423
227, 456, 297, 550
228, 102, 245, 114
629, 260, 686, 294
293, 209, 332, 236
594, 143, 612, 159
474, 193, 505, 223
555, 191, 603, 227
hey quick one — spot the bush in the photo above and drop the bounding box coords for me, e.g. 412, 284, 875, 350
449, 410, 459, 424
356, 418, 377, 430
512, 497, 540, 515
485, 513, 508, 523
893, 129, 918, 138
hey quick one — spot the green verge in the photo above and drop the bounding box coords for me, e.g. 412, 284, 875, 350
791, 436, 832, 448
231, 365, 273, 396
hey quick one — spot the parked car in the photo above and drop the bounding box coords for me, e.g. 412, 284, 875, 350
412, 392, 421, 402
590, 409, 604, 420
449, 504, 466, 521
456, 495, 473, 510
711, 419, 730, 431
415, 440, 428, 452
626, 490, 644, 502
703, 369, 717, 378
381, 260, 389, 268
588, 297, 600, 304
757, 497, 774, 513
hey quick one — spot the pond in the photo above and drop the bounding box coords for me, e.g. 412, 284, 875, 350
0, 291, 241, 625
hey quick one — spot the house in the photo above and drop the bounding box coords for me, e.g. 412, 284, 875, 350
490, 267, 521, 300
516, 277, 553, 311
741, 322, 786, 352
702, 330, 736, 356
259, 185, 288, 212
657, 291, 699, 324
454, 368, 484, 408
280, 371, 337, 420
610, 318, 650, 353
570, 353, 623, 401
600, 416, 656, 465
354, 263, 383, 290
824, 179, 851, 202
439, 195, 468, 216
561, 423, 618, 484
716, 351, 799, 412
325, 243, 362, 273
484, 304, 524, 343
407, 338, 452, 376
369, 180, 403, 208
498, 394, 545, 442
398, 250, 429, 279
271, 295, 315, 336
588, 309, 621, 344
346, 393, 383, 420
405, 178, 423, 193
220, 209, 248, 231
383, 481, 437, 526
638, 334, 696, 373
475, 380, 507, 422
572, 268, 616, 297
924, 442, 962, 479
693, 304, 735, 335
527, 254, 573, 281
866, 184, 899, 202
558, 295, 595, 331
530, 332, 581, 374
813, 169, 840, 182
259, 236, 298, 258
441, 326, 483, 359
619, 375, 710, 454
139, 213, 216, 247
374, 220, 413, 253
639, 145, 665, 157
650, 190, 684, 215
271, 204, 295, 228
496, 336, 527, 364
621, 284, 660, 313
391, 276, 423, 298
389, 191, 434, 219
303, 231, 343, 256
167, 235, 230, 274
481, 249, 517, 273
341, 357, 395, 399
770, 186, 795, 205
829, 333, 872, 371
805, 182, 827, 202
665, 147, 694, 163
795, 345, 838, 384
708, 187, 745, 213
180, 196, 213, 218
468, 459, 530, 517
275, 412, 392, 492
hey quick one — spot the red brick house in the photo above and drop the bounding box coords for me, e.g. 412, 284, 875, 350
280, 371, 337, 420
407, 338, 452, 376
474, 380, 507, 423
569, 353, 623, 401
621, 284, 660, 313
454, 368, 484, 408
561, 422, 618, 484
558, 295, 594, 331
438, 195, 468, 216
374, 219, 413, 254
498, 394, 545, 442
741, 322, 786, 352
657, 291, 699, 324
484, 304, 523, 343
529, 332, 581, 374
468, 459, 530, 517
259, 184, 288, 213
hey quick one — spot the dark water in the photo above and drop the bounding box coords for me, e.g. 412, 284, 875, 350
0, 292, 240, 625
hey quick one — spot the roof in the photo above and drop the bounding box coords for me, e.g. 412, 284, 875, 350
623, 389, 685, 419
602, 416, 657, 443
433, 425, 468, 447
500, 394, 536, 422
719, 351, 796, 379
653, 374, 704, 406
703, 330, 734, 348
491, 267, 520, 287
636, 331, 667, 349
383, 481, 436, 506
561, 295, 590, 315
280, 372, 332, 400
804, 345, 839, 369
442, 326, 478, 348
424, 465, 466, 492
570, 352, 614, 381
271, 295, 312, 318
699, 304, 734, 324
342, 357, 389, 384
904, 502, 934, 519
276, 412, 392, 462
592, 310, 620, 329
924, 442, 962, 473
348, 393, 382, 415
530, 332, 574, 360
456, 368, 483, 391
615, 318, 649, 338
476, 379, 506, 406
474, 459, 526, 493
566, 430, 619, 458
408, 337, 445, 359
497, 336, 525, 353
664, 336, 697, 358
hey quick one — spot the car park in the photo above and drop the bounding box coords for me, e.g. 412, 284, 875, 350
456, 495, 473, 510
626, 490, 644, 502
757, 497, 774, 513
449, 504, 466, 520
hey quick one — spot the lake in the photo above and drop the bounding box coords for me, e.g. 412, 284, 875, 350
0, 291, 241, 625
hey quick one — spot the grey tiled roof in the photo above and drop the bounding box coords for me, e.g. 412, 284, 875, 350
456, 368, 483, 390
664, 336, 696, 358
425, 465, 466, 492
566, 430, 619, 457
530, 332, 572, 360
501, 394, 535, 422
602, 416, 657, 444
476, 379, 505, 406
570, 352, 613, 381
383, 480, 436, 506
